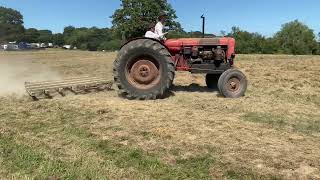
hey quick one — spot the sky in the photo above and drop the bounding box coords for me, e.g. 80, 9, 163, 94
1, 0, 319, 37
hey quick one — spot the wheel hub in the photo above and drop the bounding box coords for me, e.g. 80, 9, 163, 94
126, 59, 160, 89
227, 78, 240, 92
138, 65, 150, 77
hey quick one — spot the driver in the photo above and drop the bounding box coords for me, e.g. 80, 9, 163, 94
155, 13, 168, 40
145, 23, 161, 40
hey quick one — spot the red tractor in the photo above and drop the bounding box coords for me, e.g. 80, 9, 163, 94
113, 23, 247, 100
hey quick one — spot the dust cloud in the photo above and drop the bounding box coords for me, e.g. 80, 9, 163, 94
0, 57, 61, 96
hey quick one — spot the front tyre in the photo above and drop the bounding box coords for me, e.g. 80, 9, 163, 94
218, 69, 247, 98
113, 39, 175, 100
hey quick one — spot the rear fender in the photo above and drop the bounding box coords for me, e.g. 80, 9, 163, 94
120, 37, 171, 53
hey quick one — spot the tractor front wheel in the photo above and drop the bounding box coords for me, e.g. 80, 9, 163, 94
113, 39, 175, 100
218, 69, 247, 98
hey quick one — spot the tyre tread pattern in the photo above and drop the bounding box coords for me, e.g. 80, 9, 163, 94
218, 69, 247, 98
113, 39, 175, 100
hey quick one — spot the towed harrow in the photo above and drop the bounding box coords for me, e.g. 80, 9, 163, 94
25, 76, 113, 100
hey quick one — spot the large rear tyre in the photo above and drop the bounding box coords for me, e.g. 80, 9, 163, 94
218, 69, 247, 98
113, 39, 175, 100
206, 74, 220, 89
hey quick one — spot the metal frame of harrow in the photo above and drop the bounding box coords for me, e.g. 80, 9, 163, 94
25, 77, 113, 100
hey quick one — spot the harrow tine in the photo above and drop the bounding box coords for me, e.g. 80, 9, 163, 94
57, 88, 66, 97
69, 86, 79, 94
25, 76, 113, 100
43, 90, 53, 99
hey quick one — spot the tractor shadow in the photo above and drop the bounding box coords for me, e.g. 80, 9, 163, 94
171, 83, 220, 93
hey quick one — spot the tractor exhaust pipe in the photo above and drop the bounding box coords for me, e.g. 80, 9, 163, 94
201, 15, 205, 38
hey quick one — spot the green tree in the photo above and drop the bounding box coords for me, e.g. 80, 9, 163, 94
0, 6, 25, 42
38, 30, 53, 43
228, 27, 267, 54
274, 20, 318, 55
22, 28, 40, 43
167, 30, 188, 39
111, 0, 182, 39
63, 26, 76, 43
63, 27, 117, 51
52, 33, 64, 46
261, 37, 278, 54
99, 39, 122, 51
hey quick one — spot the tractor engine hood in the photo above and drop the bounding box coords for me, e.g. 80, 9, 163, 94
164, 37, 235, 47
164, 37, 235, 59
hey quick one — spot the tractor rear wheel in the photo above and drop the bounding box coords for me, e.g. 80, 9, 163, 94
218, 69, 247, 98
113, 39, 175, 100
206, 74, 220, 89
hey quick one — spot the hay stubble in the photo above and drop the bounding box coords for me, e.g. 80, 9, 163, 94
0, 50, 319, 179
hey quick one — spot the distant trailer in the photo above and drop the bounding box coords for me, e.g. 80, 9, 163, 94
3, 44, 19, 51
2, 44, 8, 50
62, 45, 72, 49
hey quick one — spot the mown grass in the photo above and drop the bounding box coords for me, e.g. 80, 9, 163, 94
242, 112, 287, 129
0, 100, 219, 179
0, 98, 281, 179
0, 131, 279, 180
293, 119, 320, 134
1, 52, 320, 179
0, 131, 217, 179
0, 134, 108, 179
242, 112, 320, 135
223, 169, 281, 180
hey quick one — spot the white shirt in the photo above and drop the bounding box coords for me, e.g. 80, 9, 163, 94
155, 22, 164, 36
145, 31, 161, 40
155, 22, 166, 40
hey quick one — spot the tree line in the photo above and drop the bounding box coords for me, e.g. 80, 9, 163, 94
1, 0, 319, 54
0, 6, 123, 51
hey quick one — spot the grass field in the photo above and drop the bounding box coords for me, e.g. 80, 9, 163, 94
0, 50, 319, 179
